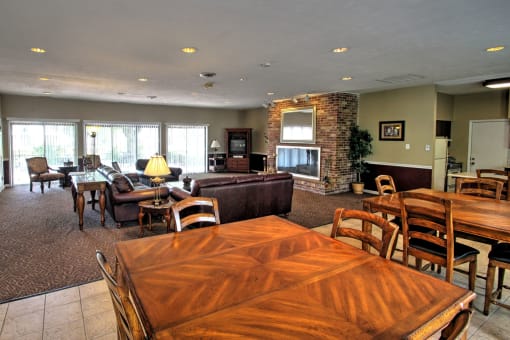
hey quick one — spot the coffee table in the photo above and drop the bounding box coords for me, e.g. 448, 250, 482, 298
138, 198, 175, 237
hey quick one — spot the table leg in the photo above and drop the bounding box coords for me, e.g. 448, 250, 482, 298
77, 191, 85, 231
71, 185, 77, 212
138, 207, 145, 237
164, 209, 171, 233
99, 188, 105, 226
362, 200, 373, 252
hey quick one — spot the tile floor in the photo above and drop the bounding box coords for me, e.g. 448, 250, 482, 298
1, 222, 510, 339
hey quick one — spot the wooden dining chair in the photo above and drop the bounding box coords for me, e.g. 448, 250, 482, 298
484, 242, 510, 315
171, 196, 220, 232
95, 250, 147, 340
438, 309, 472, 340
476, 168, 509, 200
330, 208, 399, 259
455, 177, 503, 200
399, 191, 479, 291
374, 174, 399, 220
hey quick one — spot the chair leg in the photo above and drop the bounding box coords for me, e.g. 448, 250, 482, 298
40, 181, 44, 194
29, 181, 33, 192
497, 267, 505, 299
468, 260, 477, 291
484, 262, 496, 315
48, 181, 51, 189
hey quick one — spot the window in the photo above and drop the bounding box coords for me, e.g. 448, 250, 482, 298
166, 124, 207, 174
84, 122, 160, 171
10, 120, 78, 184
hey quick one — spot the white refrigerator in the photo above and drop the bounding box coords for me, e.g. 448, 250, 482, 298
432, 138, 448, 191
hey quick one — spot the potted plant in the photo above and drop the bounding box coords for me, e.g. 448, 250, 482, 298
348, 124, 373, 194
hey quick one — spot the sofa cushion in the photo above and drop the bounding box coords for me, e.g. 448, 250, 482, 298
111, 173, 135, 193
263, 172, 293, 181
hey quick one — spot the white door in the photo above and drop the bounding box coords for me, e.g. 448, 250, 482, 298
468, 119, 509, 172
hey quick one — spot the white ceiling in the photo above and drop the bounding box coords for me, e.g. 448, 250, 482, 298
0, 0, 509, 109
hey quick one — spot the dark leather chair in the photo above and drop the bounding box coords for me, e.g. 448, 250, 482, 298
135, 158, 182, 186
26, 157, 65, 193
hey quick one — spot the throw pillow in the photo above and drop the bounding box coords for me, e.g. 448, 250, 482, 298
112, 174, 135, 193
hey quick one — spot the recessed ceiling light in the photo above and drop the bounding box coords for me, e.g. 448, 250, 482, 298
42, 91, 52, 95
267, 92, 275, 96
239, 77, 247, 82
486, 46, 505, 52
483, 78, 510, 89
181, 47, 197, 54
30, 47, 46, 53
342, 76, 353, 80
39, 77, 50, 81
259, 62, 271, 68
332, 47, 349, 53
138, 78, 148, 82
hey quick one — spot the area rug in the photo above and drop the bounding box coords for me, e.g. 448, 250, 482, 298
0, 183, 371, 303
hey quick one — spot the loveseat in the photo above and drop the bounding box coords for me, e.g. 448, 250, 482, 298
135, 158, 182, 186
96, 164, 170, 227
169, 173, 294, 224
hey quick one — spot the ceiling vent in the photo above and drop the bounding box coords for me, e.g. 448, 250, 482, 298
376, 74, 425, 84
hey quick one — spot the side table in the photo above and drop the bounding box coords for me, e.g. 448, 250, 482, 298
58, 166, 78, 187
138, 198, 175, 237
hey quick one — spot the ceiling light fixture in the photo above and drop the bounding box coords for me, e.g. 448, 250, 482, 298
30, 47, 46, 53
267, 92, 275, 96
342, 76, 353, 80
239, 77, 247, 82
259, 62, 271, 68
483, 77, 510, 89
199, 72, 216, 78
292, 97, 298, 104
138, 78, 148, 82
332, 47, 349, 53
42, 91, 52, 95
203, 81, 214, 89
486, 46, 505, 52
39, 77, 50, 81
181, 47, 197, 54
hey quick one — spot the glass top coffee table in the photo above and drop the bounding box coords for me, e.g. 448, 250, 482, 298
138, 198, 176, 237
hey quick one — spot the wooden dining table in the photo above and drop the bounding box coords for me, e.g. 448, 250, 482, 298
362, 188, 510, 244
115, 215, 475, 339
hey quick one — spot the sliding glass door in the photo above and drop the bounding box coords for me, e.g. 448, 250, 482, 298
10, 120, 78, 184
166, 124, 208, 174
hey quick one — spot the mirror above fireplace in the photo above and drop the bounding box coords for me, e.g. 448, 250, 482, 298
280, 106, 316, 144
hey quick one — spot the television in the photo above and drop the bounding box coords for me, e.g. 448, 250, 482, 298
230, 139, 247, 154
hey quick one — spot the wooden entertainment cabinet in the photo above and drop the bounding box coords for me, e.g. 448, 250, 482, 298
225, 128, 251, 172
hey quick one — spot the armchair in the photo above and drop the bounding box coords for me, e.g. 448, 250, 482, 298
26, 157, 65, 193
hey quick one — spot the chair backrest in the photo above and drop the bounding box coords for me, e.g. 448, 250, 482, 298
476, 168, 509, 200
171, 196, 221, 232
455, 177, 503, 200
96, 250, 146, 340
330, 208, 399, 259
439, 309, 472, 340
375, 174, 397, 196
399, 191, 454, 273
83, 154, 102, 170
26, 157, 49, 175
112, 161, 121, 172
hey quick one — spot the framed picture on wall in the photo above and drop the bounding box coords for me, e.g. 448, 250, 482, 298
379, 120, 405, 141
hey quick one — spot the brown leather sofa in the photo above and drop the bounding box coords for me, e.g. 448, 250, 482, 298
169, 173, 294, 224
96, 164, 170, 227
135, 158, 182, 186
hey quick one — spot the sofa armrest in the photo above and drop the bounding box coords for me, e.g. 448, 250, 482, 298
124, 172, 140, 183
169, 187, 190, 201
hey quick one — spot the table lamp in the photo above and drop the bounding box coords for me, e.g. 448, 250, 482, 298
144, 154, 170, 206
210, 139, 221, 154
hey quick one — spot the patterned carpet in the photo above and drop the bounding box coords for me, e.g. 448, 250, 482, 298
0, 182, 372, 303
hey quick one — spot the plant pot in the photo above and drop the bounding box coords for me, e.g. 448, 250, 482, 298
352, 182, 365, 195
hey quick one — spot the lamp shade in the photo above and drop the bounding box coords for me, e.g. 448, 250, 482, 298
210, 139, 221, 149
144, 154, 170, 177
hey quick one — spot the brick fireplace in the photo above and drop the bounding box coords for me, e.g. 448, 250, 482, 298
266, 92, 358, 194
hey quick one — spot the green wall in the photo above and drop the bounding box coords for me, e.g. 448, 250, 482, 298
449, 90, 508, 169
1, 94, 246, 157
359, 85, 437, 166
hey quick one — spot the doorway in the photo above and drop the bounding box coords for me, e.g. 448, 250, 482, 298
467, 119, 509, 172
